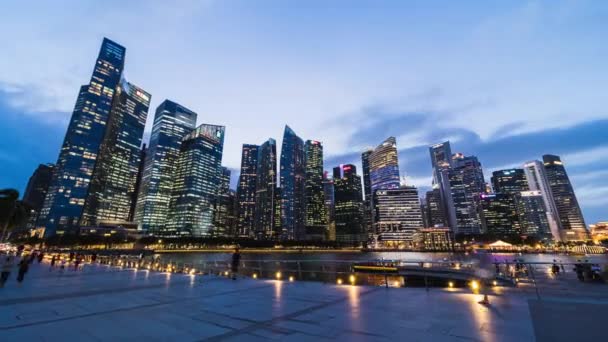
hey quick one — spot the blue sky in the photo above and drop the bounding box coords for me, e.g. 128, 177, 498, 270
0, 0, 606, 224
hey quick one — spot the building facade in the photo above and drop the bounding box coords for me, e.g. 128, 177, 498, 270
333, 165, 365, 244
22, 164, 55, 230
236, 144, 259, 237
80, 80, 151, 227
523, 160, 562, 241
447, 154, 485, 235
373, 186, 424, 246
254, 139, 278, 239
491, 169, 528, 194
213, 167, 236, 237
279, 126, 306, 240
166, 124, 225, 237
516, 190, 551, 239
369, 137, 400, 193
304, 140, 327, 240
134, 100, 197, 234
38, 38, 126, 237
478, 193, 520, 238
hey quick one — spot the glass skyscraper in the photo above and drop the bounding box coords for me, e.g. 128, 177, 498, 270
304, 140, 327, 240
523, 160, 562, 241
425, 188, 447, 227
373, 186, 424, 245
236, 144, 259, 238
517, 190, 551, 238
429, 141, 452, 186
369, 137, 400, 193
166, 124, 225, 237
279, 126, 306, 240
135, 100, 197, 234
361, 149, 373, 236
491, 169, 528, 194
23, 163, 55, 230
447, 154, 485, 235
478, 193, 520, 238
254, 139, 277, 239
80, 80, 151, 227
38, 38, 126, 237
333, 164, 365, 244
213, 166, 235, 237
542, 154, 588, 241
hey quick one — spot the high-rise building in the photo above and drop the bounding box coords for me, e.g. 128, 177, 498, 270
279, 126, 306, 240
80, 80, 151, 227
369, 137, 400, 193
254, 139, 277, 239
447, 154, 485, 235
373, 186, 424, 245
491, 169, 528, 194
135, 100, 197, 234
322, 171, 335, 241
304, 140, 327, 240
333, 164, 365, 244
166, 124, 225, 237
213, 167, 235, 237
361, 149, 374, 237
235, 144, 259, 237
478, 193, 520, 238
542, 154, 589, 241
38, 38, 126, 237
516, 190, 551, 238
425, 188, 447, 227
429, 141, 452, 186
129, 144, 147, 222
523, 160, 562, 241
22, 163, 55, 230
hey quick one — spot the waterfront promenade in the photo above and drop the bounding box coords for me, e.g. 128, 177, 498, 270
0, 261, 606, 341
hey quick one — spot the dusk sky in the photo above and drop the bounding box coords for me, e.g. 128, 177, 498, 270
0, 0, 606, 224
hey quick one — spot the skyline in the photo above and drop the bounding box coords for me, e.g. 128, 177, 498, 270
1, 1, 607, 225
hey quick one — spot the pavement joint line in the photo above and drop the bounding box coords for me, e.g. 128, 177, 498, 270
0, 282, 275, 330
200, 287, 382, 341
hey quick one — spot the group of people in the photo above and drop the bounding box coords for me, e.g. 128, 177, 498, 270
0, 250, 41, 288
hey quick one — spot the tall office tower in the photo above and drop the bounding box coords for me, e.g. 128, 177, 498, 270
304, 140, 327, 240
361, 149, 374, 236
279, 126, 306, 240
523, 160, 562, 241
129, 144, 147, 222
369, 137, 400, 193
333, 164, 365, 244
235, 144, 259, 237
491, 169, 528, 194
425, 188, 447, 226
135, 100, 197, 234
166, 124, 225, 237
38, 38, 126, 237
517, 191, 551, 238
254, 139, 277, 239
80, 80, 151, 227
322, 171, 336, 241
478, 193, 520, 238
429, 141, 452, 185
542, 155, 588, 241
447, 154, 485, 235
373, 186, 424, 246
213, 167, 234, 237
22, 164, 55, 229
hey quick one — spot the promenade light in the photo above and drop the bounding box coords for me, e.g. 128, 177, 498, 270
394, 281, 401, 287
471, 280, 480, 291
492, 280, 498, 286
190, 269, 196, 275
252, 273, 258, 279
349, 275, 356, 284
224, 271, 229, 276
289, 276, 294, 282
276, 271, 282, 280
337, 278, 343, 285
448, 281, 454, 288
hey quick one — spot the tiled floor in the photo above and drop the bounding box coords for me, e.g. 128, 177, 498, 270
0, 262, 605, 341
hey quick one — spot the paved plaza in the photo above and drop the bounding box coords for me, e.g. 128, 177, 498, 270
0, 262, 606, 341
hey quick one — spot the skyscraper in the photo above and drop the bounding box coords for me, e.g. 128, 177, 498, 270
542, 154, 588, 241
135, 100, 197, 234
361, 149, 374, 237
304, 140, 327, 240
373, 186, 424, 246
166, 124, 225, 237
80, 80, 151, 227
333, 164, 365, 244
38, 38, 126, 237
369, 137, 400, 193
447, 154, 485, 235
491, 169, 528, 194
517, 190, 551, 238
254, 139, 278, 239
323, 171, 335, 241
429, 141, 452, 185
523, 160, 562, 241
236, 144, 259, 238
478, 193, 520, 238
425, 188, 447, 227
22, 163, 55, 230
130, 144, 147, 222
279, 126, 306, 240
213, 167, 235, 237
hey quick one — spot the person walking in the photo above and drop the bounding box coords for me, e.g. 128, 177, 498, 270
231, 247, 241, 280
50, 255, 57, 271
37, 252, 44, 263
17, 258, 29, 285
1, 255, 14, 288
